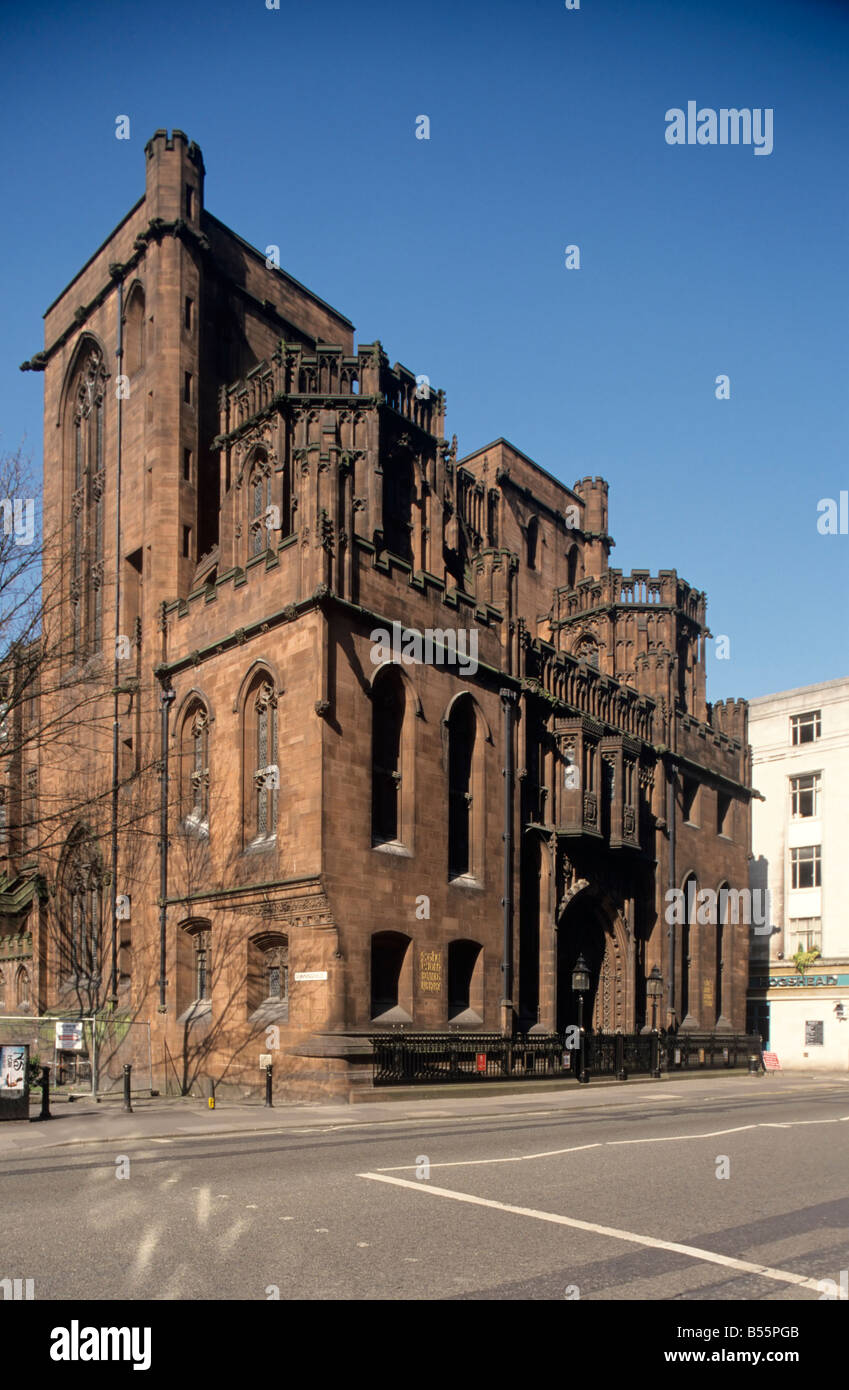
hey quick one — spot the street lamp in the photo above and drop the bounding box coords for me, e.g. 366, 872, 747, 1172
646, 965, 663, 1078
572, 953, 590, 1084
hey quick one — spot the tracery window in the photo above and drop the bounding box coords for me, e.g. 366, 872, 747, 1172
194, 930, 210, 1001
181, 700, 210, 829
66, 342, 108, 661
244, 674, 278, 846
61, 831, 103, 981
264, 938, 288, 1001
248, 456, 273, 559
16, 967, 30, 1009
247, 932, 289, 1018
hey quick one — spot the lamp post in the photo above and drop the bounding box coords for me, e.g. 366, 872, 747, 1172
647, 965, 663, 1079
572, 953, 590, 1084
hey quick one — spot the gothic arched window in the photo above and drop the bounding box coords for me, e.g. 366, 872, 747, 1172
370, 931, 412, 1022
176, 918, 212, 1019
447, 939, 484, 1023
181, 700, 210, 830
65, 340, 108, 661
123, 283, 145, 377
247, 932, 289, 1019
62, 833, 103, 981
567, 544, 580, 589
243, 673, 278, 846
447, 695, 481, 880
16, 967, 30, 1010
248, 454, 273, 559
371, 666, 405, 845
383, 453, 414, 562
526, 516, 539, 570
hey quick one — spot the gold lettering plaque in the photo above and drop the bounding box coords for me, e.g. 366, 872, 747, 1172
419, 949, 442, 994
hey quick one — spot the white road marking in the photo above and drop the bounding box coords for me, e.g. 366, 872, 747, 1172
358, 1172, 824, 1292
609, 1114, 849, 1146
379, 1142, 602, 1172
375, 1114, 849, 1170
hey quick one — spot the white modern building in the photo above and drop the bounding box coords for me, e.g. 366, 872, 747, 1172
747, 676, 849, 1070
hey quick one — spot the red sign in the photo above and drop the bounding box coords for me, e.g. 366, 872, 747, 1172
475, 1052, 487, 1073
763, 1052, 781, 1071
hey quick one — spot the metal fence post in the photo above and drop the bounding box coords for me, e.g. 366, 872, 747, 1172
265, 1064, 273, 1107
122, 1063, 133, 1113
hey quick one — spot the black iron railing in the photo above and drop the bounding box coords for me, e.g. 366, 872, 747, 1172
370, 1031, 762, 1086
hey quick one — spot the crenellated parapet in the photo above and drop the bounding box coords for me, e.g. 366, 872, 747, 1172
216, 340, 445, 444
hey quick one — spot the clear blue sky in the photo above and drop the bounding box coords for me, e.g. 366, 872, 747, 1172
2, 0, 847, 701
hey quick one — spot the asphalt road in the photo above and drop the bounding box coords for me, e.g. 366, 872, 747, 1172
2, 1078, 848, 1301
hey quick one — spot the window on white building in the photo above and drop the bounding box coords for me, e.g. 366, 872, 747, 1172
790, 710, 821, 745
787, 918, 822, 951
790, 772, 821, 818
790, 845, 821, 889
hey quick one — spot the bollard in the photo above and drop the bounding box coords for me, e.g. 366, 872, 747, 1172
32, 1065, 52, 1122
748, 1051, 761, 1076
122, 1063, 133, 1113
265, 1063, 273, 1108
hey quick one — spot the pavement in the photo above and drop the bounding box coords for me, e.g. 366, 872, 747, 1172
3, 1067, 846, 1154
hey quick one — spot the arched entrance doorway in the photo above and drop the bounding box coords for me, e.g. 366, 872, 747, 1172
556, 893, 627, 1033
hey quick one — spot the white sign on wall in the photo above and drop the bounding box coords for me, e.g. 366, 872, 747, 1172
55, 1021, 84, 1052
294, 971, 328, 982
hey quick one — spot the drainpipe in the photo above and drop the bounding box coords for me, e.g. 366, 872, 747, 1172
667, 757, 676, 1028
109, 276, 124, 1006
156, 668, 175, 1010
500, 689, 518, 1036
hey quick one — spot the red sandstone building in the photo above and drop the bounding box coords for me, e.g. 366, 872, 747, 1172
3, 131, 753, 1098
